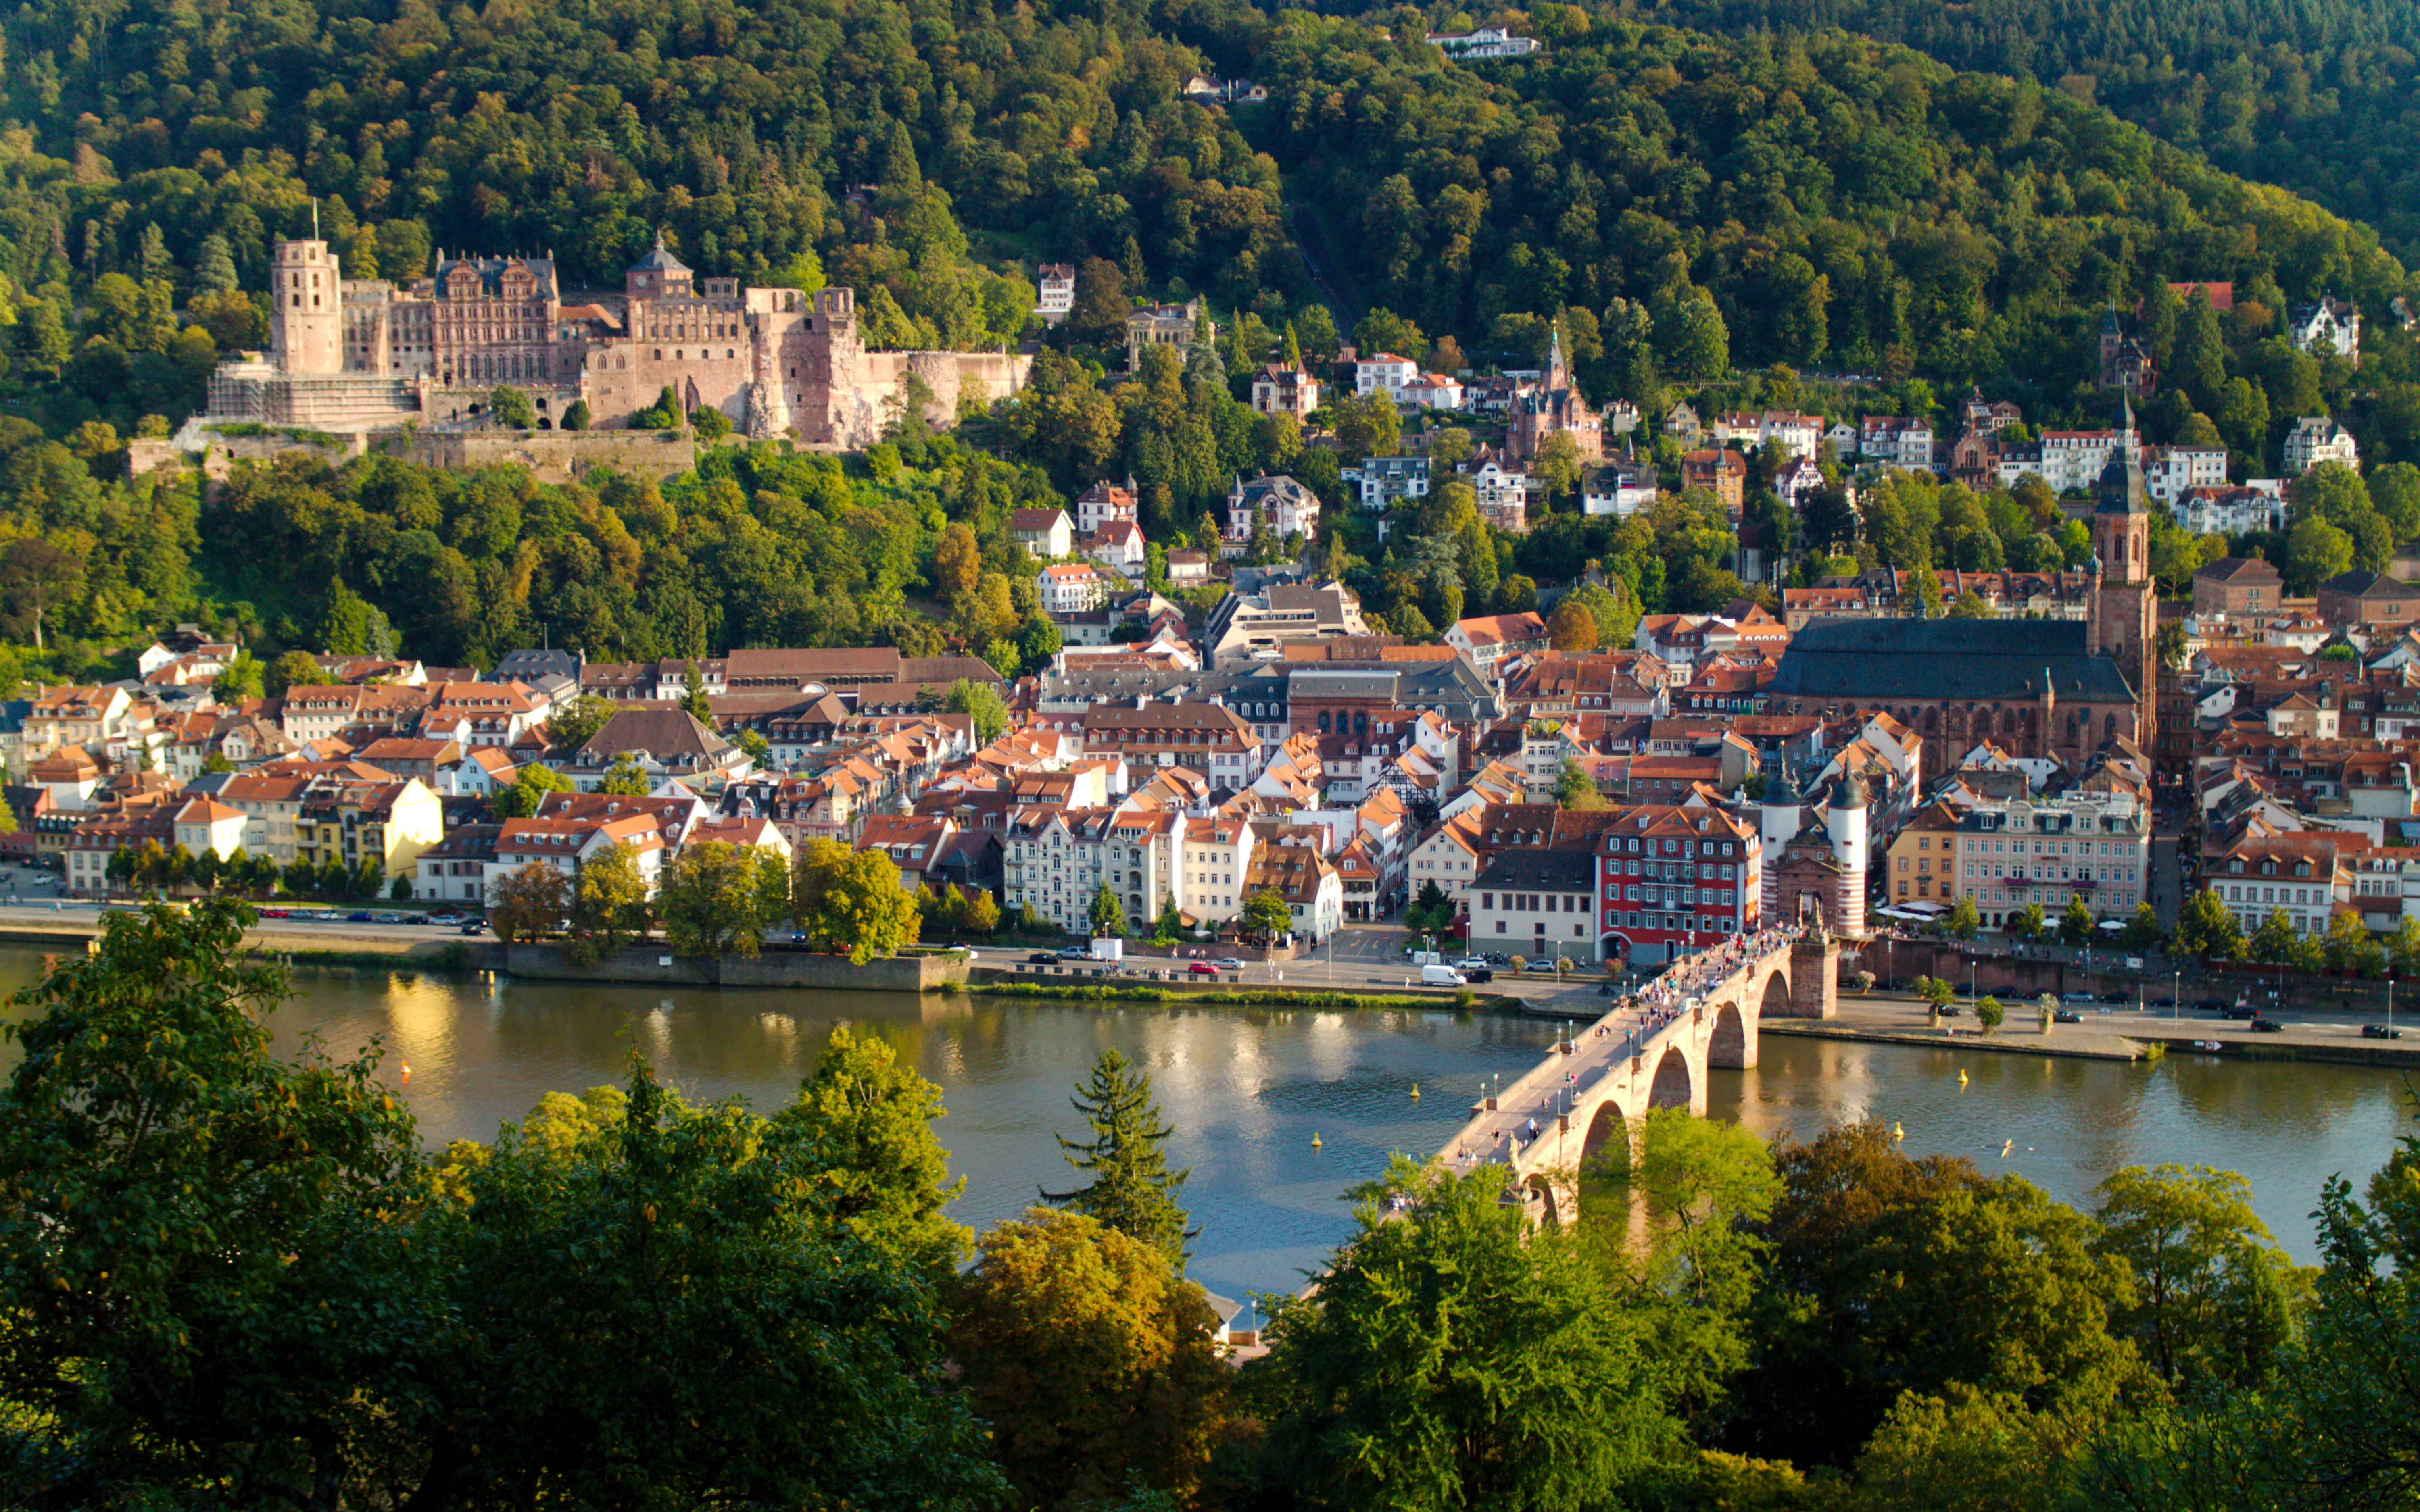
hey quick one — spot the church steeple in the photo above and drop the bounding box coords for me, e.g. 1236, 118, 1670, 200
1547, 319, 1568, 388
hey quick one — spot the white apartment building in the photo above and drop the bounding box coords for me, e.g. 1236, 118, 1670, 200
1036, 263, 1075, 323
1583, 458, 1657, 517
1470, 848, 1601, 964
1859, 417, 1934, 471
2204, 837, 2342, 938
2035, 429, 2127, 493
1003, 805, 1180, 936
1038, 562, 1111, 614
1179, 815, 1258, 929
1426, 26, 1540, 56
1354, 353, 1418, 396
2285, 417, 2360, 476
2144, 445, 2228, 503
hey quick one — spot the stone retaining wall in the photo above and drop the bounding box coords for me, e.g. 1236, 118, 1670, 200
502, 943, 964, 991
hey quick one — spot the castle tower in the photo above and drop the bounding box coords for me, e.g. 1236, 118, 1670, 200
1758, 766, 1802, 920
270, 239, 342, 376
1823, 771, 1868, 938
1545, 318, 1569, 389
2089, 394, 2157, 750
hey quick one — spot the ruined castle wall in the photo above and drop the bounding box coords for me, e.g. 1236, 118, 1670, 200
399, 429, 698, 483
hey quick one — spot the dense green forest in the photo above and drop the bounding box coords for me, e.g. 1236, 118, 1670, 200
10, 902, 2420, 1510
1628, 0, 2420, 267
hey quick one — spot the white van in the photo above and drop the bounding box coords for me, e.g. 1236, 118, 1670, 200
1420, 964, 1468, 987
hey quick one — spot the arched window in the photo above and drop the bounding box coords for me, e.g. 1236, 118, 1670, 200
1317, 712, 1331, 733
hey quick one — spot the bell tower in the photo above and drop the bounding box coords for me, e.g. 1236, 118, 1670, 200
2088, 395, 2157, 749
270, 238, 342, 375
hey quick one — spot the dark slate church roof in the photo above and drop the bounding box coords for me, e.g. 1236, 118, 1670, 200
1767, 619, 2141, 704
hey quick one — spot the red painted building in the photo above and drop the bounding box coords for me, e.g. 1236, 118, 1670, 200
1595, 804, 1763, 966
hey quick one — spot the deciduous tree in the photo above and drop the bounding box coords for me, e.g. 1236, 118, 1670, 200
948, 1210, 1228, 1510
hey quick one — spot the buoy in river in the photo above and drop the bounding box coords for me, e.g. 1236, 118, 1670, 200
400, 1061, 411, 1083
2002, 1139, 2015, 1158
1410, 1083, 1420, 1099
1311, 1131, 1323, 1148
1892, 1121, 1905, 1141
1959, 1069, 1969, 1087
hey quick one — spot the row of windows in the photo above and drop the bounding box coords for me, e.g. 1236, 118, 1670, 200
2219, 884, 2323, 906
1606, 912, 1740, 934
1613, 886, 1737, 906
1608, 860, 1740, 881
1610, 836, 1743, 858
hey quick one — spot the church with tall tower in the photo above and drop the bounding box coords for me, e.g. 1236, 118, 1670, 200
2088, 396, 2159, 754
1766, 394, 2156, 767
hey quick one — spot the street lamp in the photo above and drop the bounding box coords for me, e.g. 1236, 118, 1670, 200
2173, 967, 2181, 1022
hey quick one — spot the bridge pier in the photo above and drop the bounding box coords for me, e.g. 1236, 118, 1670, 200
1783, 934, 1840, 1018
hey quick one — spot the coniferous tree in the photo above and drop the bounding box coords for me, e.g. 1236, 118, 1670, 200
1042, 1049, 1195, 1269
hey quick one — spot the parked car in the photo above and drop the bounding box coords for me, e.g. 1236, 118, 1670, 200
1485, 952, 1509, 966
2054, 1010, 2084, 1023
2099, 991, 2132, 1003
1454, 956, 1488, 971
2060, 991, 2094, 1003
2149, 996, 2177, 1008
261, 907, 290, 918
1189, 961, 1220, 976
459, 920, 486, 935
2224, 1005, 2257, 1020
1936, 1004, 1962, 1017
1213, 958, 1245, 971
1028, 952, 1060, 964
348, 910, 376, 923
2193, 998, 2227, 1012
2363, 1023, 2405, 1039
428, 912, 463, 926
1523, 958, 1558, 974
2250, 1017, 2286, 1033
1056, 945, 1090, 960
1461, 966, 1493, 983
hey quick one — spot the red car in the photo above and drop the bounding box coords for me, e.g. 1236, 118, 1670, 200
1188, 960, 1220, 976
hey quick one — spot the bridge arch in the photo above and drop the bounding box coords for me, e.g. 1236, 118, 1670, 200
1524, 1172, 1563, 1225
1579, 1095, 1635, 1174
1708, 1001, 1747, 1068
1648, 1045, 1693, 1111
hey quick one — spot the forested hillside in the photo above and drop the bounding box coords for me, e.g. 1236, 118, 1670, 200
1250, 13, 2408, 393
1633, 0, 2420, 265
0, 0, 2412, 677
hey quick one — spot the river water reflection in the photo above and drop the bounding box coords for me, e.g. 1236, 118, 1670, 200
0, 951, 2406, 1297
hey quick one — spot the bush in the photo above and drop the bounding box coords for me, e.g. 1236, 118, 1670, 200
1976, 996, 2005, 1033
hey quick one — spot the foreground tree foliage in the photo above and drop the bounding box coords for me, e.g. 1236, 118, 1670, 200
1729, 1121, 2155, 1468
1250, 1159, 1684, 1510
0, 900, 1007, 1509
949, 1209, 1230, 1511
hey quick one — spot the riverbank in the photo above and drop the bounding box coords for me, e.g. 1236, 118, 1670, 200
966, 979, 1510, 1011
1791, 993, 2420, 1068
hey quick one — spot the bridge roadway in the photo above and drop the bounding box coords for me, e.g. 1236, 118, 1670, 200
1435, 927, 1830, 1225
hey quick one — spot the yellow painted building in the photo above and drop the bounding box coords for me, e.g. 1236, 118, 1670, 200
296, 777, 444, 877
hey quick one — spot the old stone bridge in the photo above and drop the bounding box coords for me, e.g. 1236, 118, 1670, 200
1436, 927, 1839, 1225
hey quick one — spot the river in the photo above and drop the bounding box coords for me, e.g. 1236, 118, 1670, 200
0, 950, 2406, 1300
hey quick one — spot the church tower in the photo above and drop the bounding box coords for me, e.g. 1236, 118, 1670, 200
270, 238, 342, 376
2088, 395, 2157, 750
